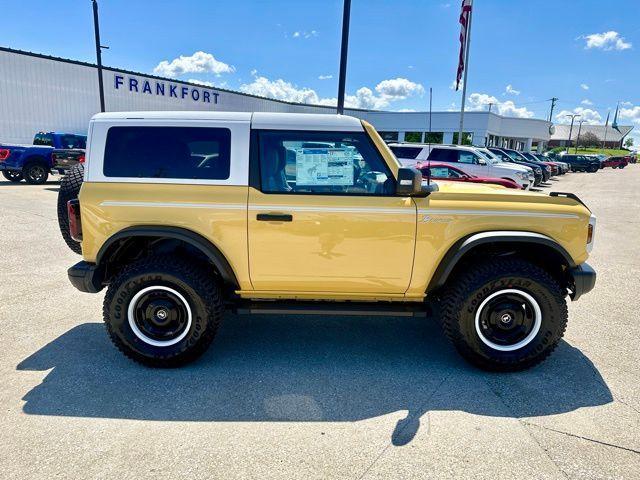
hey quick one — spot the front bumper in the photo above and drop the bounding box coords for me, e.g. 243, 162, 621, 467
569, 262, 596, 301
68, 261, 104, 293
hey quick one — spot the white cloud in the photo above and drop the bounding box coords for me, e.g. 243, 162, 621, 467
450, 80, 463, 90
375, 78, 425, 99
554, 107, 602, 125
580, 83, 589, 90
504, 84, 520, 95
581, 99, 593, 105
395, 108, 416, 112
238, 76, 424, 109
581, 31, 632, 51
318, 74, 333, 80
154, 51, 235, 78
619, 104, 640, 124
466, 92, 534, 118
292, 30, 318, 39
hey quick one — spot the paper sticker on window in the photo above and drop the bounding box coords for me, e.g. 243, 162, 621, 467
295, 148, 354, 186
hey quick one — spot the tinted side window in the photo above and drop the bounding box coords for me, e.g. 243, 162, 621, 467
33, 133, 53, 146
103, 127, 231, 180
389, 146, 422, 159
428, 148, 457, 163
258, 131, 394, 195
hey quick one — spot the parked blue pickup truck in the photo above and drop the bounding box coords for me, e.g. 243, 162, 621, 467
0, 132, 86, 184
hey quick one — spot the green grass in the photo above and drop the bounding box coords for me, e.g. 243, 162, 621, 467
550, 147, 631, 156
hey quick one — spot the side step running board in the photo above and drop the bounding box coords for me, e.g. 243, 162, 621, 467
234, 301, 428, 317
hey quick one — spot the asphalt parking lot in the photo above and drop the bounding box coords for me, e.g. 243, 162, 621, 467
0, 167, 639, 479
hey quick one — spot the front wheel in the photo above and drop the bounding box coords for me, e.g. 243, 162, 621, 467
103, 255, 223, 367
439, 258, 567, 371
2, 170, 23, 182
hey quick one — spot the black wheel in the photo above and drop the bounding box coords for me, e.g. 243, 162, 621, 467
57, 164, 84, 254
103, 255, 223, 367
23, 161, 49, 184
440, 258, 568, 371
2, 170, 23, 182
588, 165, 599, 173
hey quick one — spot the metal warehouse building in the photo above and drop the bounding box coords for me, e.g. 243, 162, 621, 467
1, 46, 553, 150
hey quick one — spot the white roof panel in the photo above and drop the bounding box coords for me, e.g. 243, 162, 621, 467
251, 112, 363, 131
92, 111, 252, 121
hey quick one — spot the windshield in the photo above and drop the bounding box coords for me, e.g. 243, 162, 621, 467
504, 149, 527, 162
476, 148, 499, 164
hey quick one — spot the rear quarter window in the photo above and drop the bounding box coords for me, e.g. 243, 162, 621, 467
103, 126, 231, 180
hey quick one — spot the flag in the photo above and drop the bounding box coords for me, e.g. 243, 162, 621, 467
604, 110, 610, 127
612, 104, 621, 133
455, 0, 473, 91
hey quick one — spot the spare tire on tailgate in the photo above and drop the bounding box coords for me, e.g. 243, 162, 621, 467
57, 164, 84, 254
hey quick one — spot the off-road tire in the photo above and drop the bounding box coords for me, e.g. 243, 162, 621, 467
57, 164, 84, 254
2, 170, 23, 182
440, 258, 567, 371
23, 161, 49, 184
103, 255, 223, 367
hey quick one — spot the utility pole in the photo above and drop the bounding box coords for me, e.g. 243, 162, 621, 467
457, 3, 473, 144
565, 114, 580, 152
575, 120, 586, 154
548, 97, 558, 122
92, 0, 108, 112
336, 0, 351, 115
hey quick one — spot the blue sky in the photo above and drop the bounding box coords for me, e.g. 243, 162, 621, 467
2, 0, 639, 143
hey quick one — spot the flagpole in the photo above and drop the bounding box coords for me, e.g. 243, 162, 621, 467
457, 2, 473, 145
602, 110, 610, 151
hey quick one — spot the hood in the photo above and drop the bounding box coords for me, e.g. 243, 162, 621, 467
494, 162, 531, 173
431, 180, 590, 212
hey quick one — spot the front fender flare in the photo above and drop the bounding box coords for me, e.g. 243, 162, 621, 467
427, 231, 576, 292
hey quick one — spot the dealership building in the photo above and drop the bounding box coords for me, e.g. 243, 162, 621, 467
2, 46, 554, 151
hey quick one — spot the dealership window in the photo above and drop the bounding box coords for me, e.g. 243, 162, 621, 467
424, 132, 444, 144
103, 126, 231, 180
404, 132, 423, 143
452, 132, 473, 146
258, 131, 394, 195
378, 131, 399, 142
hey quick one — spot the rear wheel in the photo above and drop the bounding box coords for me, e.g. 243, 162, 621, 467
588, 165, 599, 173
439, 258, 567, 371
103, 255, 223, 367
57, 164, 84, 254
23, 162, 49, 184
2, 170, 23, 182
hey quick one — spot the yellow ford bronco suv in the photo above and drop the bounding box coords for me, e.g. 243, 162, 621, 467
63, 111, 596, 371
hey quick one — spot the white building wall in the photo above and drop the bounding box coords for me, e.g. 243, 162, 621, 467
0, 48, 553, 148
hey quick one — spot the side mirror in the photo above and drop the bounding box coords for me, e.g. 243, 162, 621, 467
397, 167, 430, 196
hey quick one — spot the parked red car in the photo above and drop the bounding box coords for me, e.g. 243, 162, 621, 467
416, 162, 523, 189
603, 156, 629, 169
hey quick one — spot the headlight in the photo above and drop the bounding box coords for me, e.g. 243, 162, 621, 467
587, 214, 596, 252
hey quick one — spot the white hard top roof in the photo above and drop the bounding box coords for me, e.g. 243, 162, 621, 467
91, 111, 363, 131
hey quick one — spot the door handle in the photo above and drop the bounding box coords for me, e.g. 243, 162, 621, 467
256, 213, 293, 222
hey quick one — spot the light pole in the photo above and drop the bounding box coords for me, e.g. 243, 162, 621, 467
336, 0, 351, 115
565, 114, 580, 152
92, 0, 109, 112
575, 120, 586, 154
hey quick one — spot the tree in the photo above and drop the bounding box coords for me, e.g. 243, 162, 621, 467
578, 131, 600, 148
625, 137, 634, 148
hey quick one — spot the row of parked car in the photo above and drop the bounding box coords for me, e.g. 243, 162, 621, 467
0, 132, 86, 184
388, 142, 632, 190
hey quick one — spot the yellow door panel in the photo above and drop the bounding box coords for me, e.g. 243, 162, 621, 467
248, 188, 417, 293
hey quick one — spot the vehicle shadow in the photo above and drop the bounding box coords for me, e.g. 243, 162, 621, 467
17, 315, 612, 446
0, 180, 61, 187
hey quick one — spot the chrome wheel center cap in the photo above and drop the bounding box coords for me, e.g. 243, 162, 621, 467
500, 313, 512, 324
156, 309, 168, 320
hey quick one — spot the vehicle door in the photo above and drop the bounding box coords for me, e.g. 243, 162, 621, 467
247, 129, 417, 294
457, 150, 483, 176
